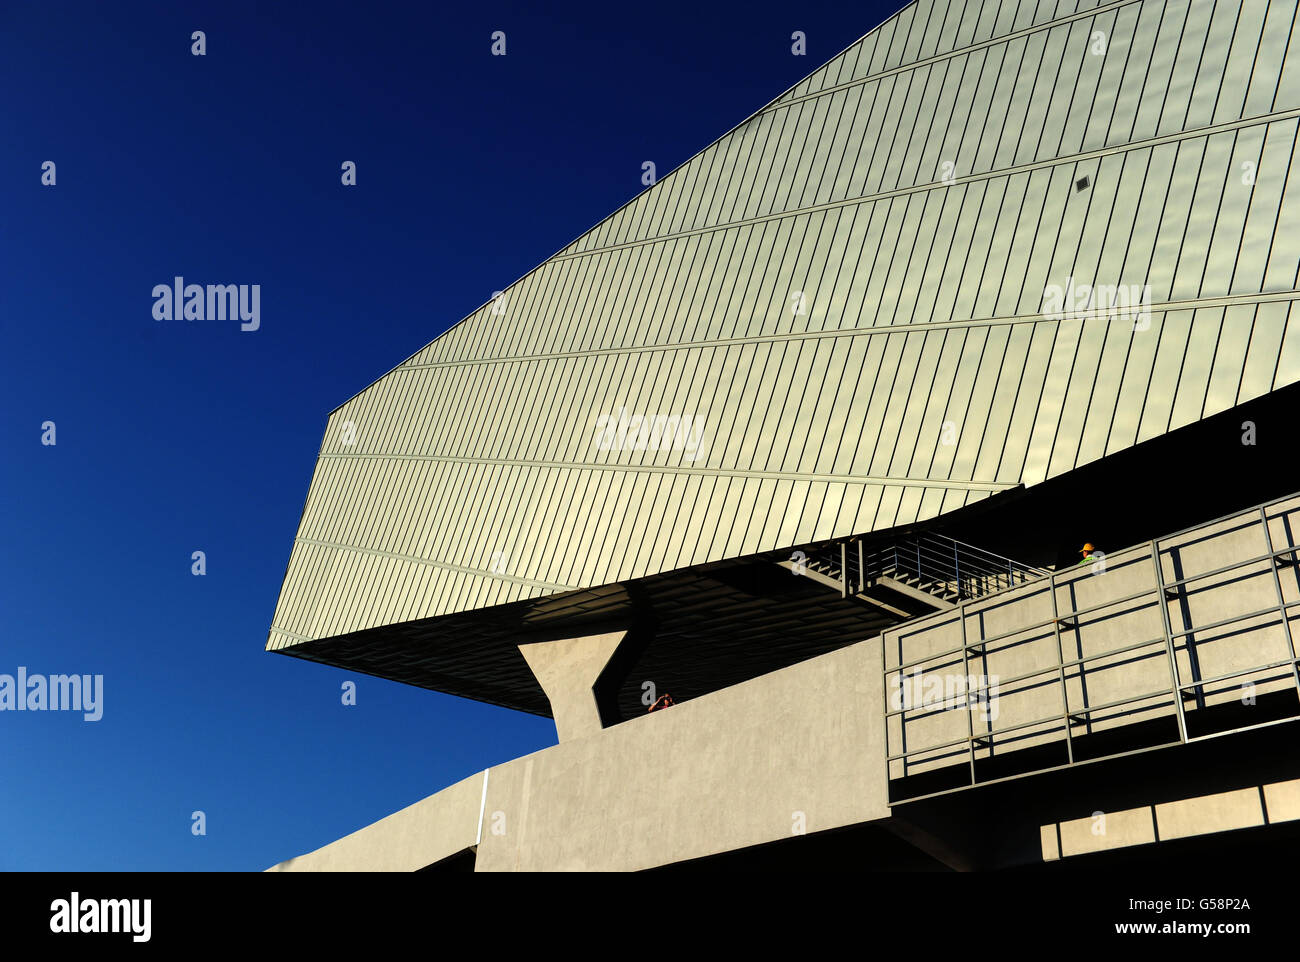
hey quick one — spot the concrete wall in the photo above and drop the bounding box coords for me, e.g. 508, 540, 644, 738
267, 771, 483, 872
270, 636, 889, 871
475, 638, 888, 871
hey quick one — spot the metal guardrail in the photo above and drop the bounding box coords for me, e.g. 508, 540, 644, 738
802, 532, 1047, 603
882, 492, 1300, 805
864, 533, 1047, 600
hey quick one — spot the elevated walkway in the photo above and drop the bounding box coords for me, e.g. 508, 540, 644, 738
884, 491, 1300, 806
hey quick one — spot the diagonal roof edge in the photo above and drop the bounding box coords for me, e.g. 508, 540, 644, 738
324, 2, 918, 418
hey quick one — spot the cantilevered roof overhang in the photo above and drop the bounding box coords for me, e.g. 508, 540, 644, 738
268, 0, 1300, 705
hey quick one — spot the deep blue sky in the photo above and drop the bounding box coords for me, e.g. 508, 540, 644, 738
1, 0, 902, 870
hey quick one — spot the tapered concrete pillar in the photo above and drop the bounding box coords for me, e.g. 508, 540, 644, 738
519, 631, 628, 742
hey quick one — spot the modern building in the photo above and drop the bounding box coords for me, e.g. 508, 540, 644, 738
266, 0, 1300, 871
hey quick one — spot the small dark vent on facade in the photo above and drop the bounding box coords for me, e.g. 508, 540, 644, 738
1076, 176, 1091, 192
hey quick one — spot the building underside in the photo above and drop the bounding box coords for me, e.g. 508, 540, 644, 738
281, 378, 1300, 727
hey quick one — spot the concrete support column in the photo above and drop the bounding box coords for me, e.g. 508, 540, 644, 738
518, 631, 628, 742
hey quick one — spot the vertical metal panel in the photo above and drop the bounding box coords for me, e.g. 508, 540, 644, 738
270, 0, 1300, 651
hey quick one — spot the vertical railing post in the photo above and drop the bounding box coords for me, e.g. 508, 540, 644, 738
1048, 571, 1075, 765
1151, 540, 1189, 745
957, 603, 977, 789
1258, 506, 1300, 699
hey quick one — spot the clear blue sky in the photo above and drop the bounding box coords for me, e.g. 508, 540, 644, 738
0, 0, 902, 870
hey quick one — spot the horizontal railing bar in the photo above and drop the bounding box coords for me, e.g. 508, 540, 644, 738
888, 656, 1300, 758
885, 553, 1031, 579
1167, 603, 1292, 639
1155, 491, 1300, 545
886, 696, 1177, 758
883, 636, 1174, 716
887, 739, 1187, 806
885, 582, 1165, 673
886, 690, 1180, 760
884, 551, 1300, 678
1155, 549, 1291, 593
912, 533, 1049, 571
1183, 715, 1300, 744
865, 540, 1042, 573
1177, 659, 1300, 690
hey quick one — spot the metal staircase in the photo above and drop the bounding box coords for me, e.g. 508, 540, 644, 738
782, 532, 1047, 616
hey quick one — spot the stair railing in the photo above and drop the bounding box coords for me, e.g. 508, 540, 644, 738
798, 533, 1047, 603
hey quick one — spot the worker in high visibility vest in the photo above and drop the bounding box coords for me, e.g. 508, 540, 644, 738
1078, 543, 1098, 565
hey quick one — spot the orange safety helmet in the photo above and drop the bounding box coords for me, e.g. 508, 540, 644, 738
1079, 543, 1096, 553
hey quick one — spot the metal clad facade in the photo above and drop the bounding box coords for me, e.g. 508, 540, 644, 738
269, 0, 1300, 652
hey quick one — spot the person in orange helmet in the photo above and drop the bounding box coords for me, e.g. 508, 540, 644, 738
1078, 543, 1098, 565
